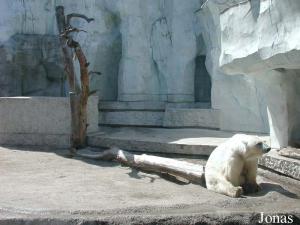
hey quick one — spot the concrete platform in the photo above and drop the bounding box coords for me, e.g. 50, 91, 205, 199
88, 127, 270, 156
0, 96, 98, 148
0, 146, 299, 225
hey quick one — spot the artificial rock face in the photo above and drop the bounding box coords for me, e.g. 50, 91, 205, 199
218, 0, 300, 148
0, 34, 65, 97
0, 0, 299, 148
0, 0, 122, 99
117, 0, 201, 102
0, 0, 206, 102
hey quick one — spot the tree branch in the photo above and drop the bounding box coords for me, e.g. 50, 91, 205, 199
67, 13, 94, 26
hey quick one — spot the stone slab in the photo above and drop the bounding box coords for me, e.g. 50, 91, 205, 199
166, 102, 211, 109
88, 127, 270, 156
0, 96, 98, 147
259, 149, 300, 180
99, 111, 164, 127
99, 101, 165, 111
99, 101, 211, 111
163, 108, 220, 129
0, 146, 299, 225
98, 102, 216, 128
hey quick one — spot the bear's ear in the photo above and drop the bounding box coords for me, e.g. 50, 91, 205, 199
234, 139, 247, 154
255, 142, 263, 149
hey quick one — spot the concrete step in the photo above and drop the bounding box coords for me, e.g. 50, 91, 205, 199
88, 127, 300, 180
99, 101, 166, 111
99, 101, 165, 127
87, 127, 270, 156
99, 111, 164, 127
98, 101, 217, 128
259, 150, 300, 180
99, 101, 211, 111
163, 108, 220, 129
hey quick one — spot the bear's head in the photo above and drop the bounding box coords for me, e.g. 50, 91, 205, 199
232, 134, 271, 159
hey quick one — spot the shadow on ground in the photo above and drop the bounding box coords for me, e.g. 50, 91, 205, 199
251, 182, 299, 199
2, 145, 299, 199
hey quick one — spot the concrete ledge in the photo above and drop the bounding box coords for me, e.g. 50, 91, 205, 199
259, 150, 300, 180
88, 127, 235, 155
88, 134, 217, 155
99, 101, 211, 111
0, 133, 70, 148
98, 101, 216, 128
99, 101, 165, 111
163, 108, 220, 129
99, 111, 164, 127
0, 96, 98, 147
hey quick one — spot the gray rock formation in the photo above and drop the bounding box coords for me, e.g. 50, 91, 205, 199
0, 0, 299, 148
0, 34, 65, 96
217, 0, 300, 148
0, 0, 121, 100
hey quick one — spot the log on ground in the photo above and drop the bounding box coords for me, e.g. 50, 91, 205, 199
73, 147, 205, 184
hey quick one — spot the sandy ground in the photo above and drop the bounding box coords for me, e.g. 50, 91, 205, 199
0, 146, 299, 225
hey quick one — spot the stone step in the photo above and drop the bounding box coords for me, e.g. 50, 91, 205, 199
88, 127, 270, 156
99, 101, 165, 111
163, 108, 220, 129
98, 101, 217, 128
99, 111, 164, 127
99, 101, 211, 111
259, 150, 300, 180
99, 101, 165, 127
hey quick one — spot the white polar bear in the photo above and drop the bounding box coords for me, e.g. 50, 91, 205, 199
205, 134, 271, 197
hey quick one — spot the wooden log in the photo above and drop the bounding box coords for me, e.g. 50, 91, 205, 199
73, 147, 205, 184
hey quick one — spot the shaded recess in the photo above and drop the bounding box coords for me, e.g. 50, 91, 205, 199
194, 55, 211, 103
0, 34, 66, 97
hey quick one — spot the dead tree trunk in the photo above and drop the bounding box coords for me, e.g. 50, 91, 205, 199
74, 45, 90, 147
72, 147, 205, 184
55, 6, 94, 148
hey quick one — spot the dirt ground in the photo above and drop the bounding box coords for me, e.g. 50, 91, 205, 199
0, 146, 299, 225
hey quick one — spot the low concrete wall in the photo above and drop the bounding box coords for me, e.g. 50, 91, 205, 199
0, 96, 98, 147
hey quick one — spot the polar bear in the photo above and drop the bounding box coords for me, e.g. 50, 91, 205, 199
205, 134, 271, 197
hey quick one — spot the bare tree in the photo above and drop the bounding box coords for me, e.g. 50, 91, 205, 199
55, 6, 99, 149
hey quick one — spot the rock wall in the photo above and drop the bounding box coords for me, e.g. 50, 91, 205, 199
220, 0, 300, 74
0, 0, 205, 102
117, 0, 201, 102
0, 0, 121, 100
197, 1, 269, 134
1, 0, 298, 147
217, 0, 300, 147
0, 34, 65, 96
